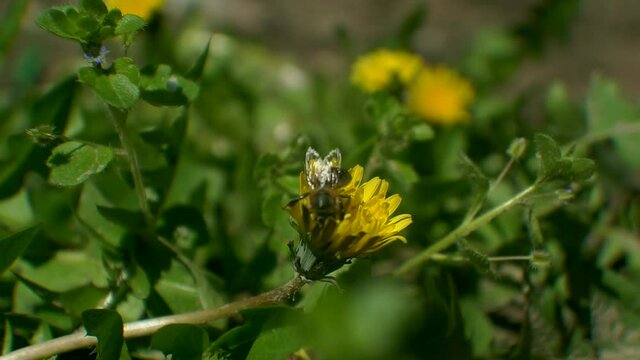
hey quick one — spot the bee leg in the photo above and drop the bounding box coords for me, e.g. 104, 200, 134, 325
285, 192, 309, 208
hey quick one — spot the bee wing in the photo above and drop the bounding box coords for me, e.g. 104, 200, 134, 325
305, 147, 321, 187
325, 148, 342, 168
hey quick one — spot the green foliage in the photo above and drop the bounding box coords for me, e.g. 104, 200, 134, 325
82, 309, 125, 360
0, 226, 39, 275
78, 58, 140, 109
2, 0, 637, 359
151, 324, 209, 360
47, 141, 113, 186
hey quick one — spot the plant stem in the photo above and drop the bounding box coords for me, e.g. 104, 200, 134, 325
108, 106, 153, 227
0, 276, 308, 360
394, 183, 539, 276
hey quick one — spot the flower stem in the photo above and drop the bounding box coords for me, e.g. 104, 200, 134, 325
0, 276, 309, 360
394, 183, 539, 276
108, 106, 153, 227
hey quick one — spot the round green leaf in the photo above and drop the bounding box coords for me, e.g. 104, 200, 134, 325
47, 141, 113, 186
94, 73, 140, 109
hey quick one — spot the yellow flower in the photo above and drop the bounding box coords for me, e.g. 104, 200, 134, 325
350, 49, 423, 93
104, 0, 164, 20
406, 65, 475, 125
287, 164, 412, 279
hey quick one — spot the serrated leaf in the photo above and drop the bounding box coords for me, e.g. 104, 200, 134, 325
0, 226, 39, 275
535, 133, 561, 178
82, 309, 124, 360
150, 324, 209, 360
79, 66, 139, 108
46, 141, 113, 186
534, 133, 571, 182
114, 14, 145, 35
36, 7, 87, 41
96, 206, 146, 230
96, 73, 140, 108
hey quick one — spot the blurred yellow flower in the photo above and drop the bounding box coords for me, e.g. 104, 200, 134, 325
350, 49, 423, 93
406, 65, 475, 125
287, 164, 412, 279
104, 0, 164, 20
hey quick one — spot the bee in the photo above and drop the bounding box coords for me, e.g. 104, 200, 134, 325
288, 147, 352, 224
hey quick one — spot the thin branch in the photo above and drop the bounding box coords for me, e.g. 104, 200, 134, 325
394, 183, 539, 276
107, 106, 153, 227
0, 276, 309, 360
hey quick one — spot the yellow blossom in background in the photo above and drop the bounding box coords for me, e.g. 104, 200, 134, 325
350, 49, 423, 93
104, 0, 165, 20
287, 164, 412, 279
406, 65, 475, 125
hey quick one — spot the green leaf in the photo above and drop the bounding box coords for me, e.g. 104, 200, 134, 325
0, 226, 39, 275
46, 141, 113, 186
79, 67, 140, 109
82, 309, 124, 360
96, 206, 146, 230
150, 324, 209, 360
261, 188, 283, 227
36, 7, 88, 41
410, 122, 434, 142
139, 65, 199, 106
113, 57, 140, 83
154, 259, 201, 313
80, 0, 108, 16
59, 286, 110, 316
2, 319, 13, 355
459, 298, 494, 357
186, 38, 211, 80
0, 78, 77, 199
115, 14, 146, 35
246, 325, 303, 360
545, 82, 584, 140
569, 157, 596, 181
534, 133, 570, 182
385, 160, 418, 190
0, 0, 29, 67
586, 76, 640, 169
393, 2, 426, 49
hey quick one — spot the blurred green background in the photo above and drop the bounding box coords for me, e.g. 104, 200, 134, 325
2, 1, 640, 359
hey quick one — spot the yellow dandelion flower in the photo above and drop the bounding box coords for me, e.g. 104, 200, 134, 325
286, 149, 412, 280
350, 49, 423, 93
104, 0, 164, 20
406, 65, 475, 125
